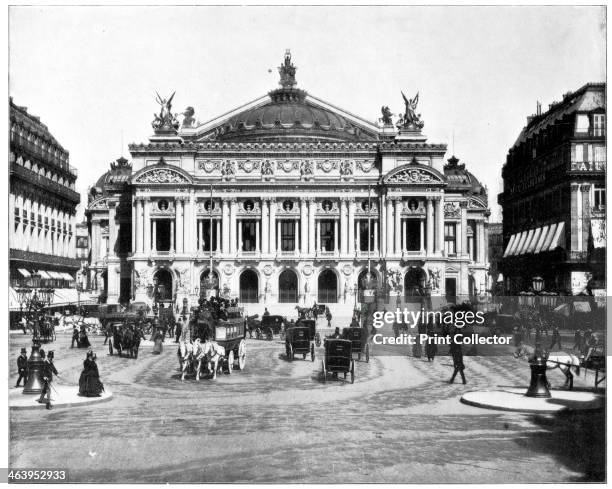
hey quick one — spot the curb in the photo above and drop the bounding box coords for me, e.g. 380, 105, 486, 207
10, 392, 114, 411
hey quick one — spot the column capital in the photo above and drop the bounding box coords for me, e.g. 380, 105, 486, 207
570, 183, 581, 192
580, 184, 591, 192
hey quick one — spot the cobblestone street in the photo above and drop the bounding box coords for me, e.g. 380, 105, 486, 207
9, 330, 605, 483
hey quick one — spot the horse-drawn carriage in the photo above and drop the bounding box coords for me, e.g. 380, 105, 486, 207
342, 326, 370, 362
108, 322, 144, 358
321, 338, 355, 383
295, 304, 327, 320
285, 322, 317, 361
179, 306, 247, 380
37, 316, 56, 343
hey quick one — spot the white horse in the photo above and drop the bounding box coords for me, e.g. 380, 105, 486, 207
197, 339, 226, 380
546, 352, 582, 390
178, 340, 195, 382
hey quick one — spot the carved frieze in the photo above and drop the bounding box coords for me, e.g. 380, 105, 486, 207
238, 160, 261, 173
277, 160, 300, 172
444, 201, 461, 218
198, 160, 221, 172
317, 160, 339, 172
135, 168, 190, 184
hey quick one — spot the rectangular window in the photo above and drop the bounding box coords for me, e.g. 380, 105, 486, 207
201, 220, 217, 251
37, 214, 42, 228
575, 114, 590, 134
319, 219, 335, 251
14, 207, 20, 223
594, 184, 606, 209
594, 114, 606, 136
358, 221, 375, 252
594, 145, 606, 163
405, 219, 421, 251
575, 144, 584, 163
280, 220, 296, 252
444, 223, 456, 256
240, 221, 256, 252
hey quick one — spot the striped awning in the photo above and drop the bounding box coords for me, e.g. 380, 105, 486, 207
60, 272, 75, 281
503, 222, 565, 257
17, 268, 31, 277
37, 270, 52, 279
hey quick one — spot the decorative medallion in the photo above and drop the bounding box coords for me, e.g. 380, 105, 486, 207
342, 264, 353, 276
198, 160, 221, 172
356, 160, 374, 173
263, 264, 274, 276
223, 264, 234, 276
239, 160, 261, 173
278, 160, 299, 172
317, 160, 338, 172
302, 264, 313, 276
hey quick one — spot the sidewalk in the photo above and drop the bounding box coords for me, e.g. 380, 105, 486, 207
9, 385, 113, 410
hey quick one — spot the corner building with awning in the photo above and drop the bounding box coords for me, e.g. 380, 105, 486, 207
86, 52, 490, 315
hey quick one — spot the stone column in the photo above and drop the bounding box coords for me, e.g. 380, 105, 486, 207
170, 220, 175, 251
176, 199, 184, 253
152, 220, 157, 251
229, 198, 237, 254
261, 199, 269, 254
426, 197, 434, 255
139, 200, 145, 253
269, 198, 276, 254
394, 198, 402, 254
222, 198, 230, 253
198, 220, 203, 251
143, 199, 151, 253
459, 201, 468, 257
419, 219, 425, 253
334, 219, 339, 252
216, 220, 221, 251
108, 202, 117, 258
308, 198, 316, 254
401, 219, 406, 252
347, 197, 355, 255
316, 221, 321, 252
277, 221, 281, 251
300, 198, 308, 254
188, 193, 197, 253
435, 196, 444, 254
131, 199, 137, 253
256, 219, 260, 253
373, 220, 379, 253
340, 198, 348, 254
386, 197, 394, 255
294, 220, 299, 253
237, 219, 243, 252
476, 221, 484, 263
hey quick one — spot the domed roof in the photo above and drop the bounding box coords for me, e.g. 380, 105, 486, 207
444, 155, 487, 200
214, 88, 377, 142
89, 157, 132, 201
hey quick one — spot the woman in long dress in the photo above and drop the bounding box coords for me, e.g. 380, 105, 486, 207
152, 328, 164, 354
79, 351, 104, 397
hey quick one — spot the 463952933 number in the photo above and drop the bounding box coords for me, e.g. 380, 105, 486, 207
7, 469, 67, 483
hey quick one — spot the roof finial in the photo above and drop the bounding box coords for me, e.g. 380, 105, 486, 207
278, 49, 297, 89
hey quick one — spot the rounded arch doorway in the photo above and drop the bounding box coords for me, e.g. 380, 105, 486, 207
153, 269, 173, 302
278, 269, 298, 303
200, 269, 220, 297
404, 267, 427, 299
239, 269, 259, 303
318, 269, 338, 303
358, 269, 378, 303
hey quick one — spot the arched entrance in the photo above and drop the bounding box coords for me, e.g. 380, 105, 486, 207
239, 269, 259, 303
200, 269, 220, 297
278, 269, 298, 303
153, 269, 173, 302
358, 269, 378, 303
404, 267, 426, 299
318, 269, 337, 303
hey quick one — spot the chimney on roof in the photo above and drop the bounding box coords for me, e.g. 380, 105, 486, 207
536, 101, 542, 116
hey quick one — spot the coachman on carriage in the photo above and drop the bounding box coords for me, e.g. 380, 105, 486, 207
108, 321, 144, 359
179, 302, 247, 381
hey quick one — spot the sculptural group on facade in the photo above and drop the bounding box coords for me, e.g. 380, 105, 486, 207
340, 159, 354, 176
152, 92, 180, 132
261, 159, 275, 176
221, 160, 236, 178
386, 269, 403, 294
300, 160, 314, 177
181, 106, 196, 128
397, 91, 424, 130
380, 106, 393, 126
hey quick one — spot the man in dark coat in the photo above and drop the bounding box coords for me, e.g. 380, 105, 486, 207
449, 336, 467, 384
549, 326, 562, 350
15, 348, 28, 387
38, 351, 58, 409
71, 326, 79, 348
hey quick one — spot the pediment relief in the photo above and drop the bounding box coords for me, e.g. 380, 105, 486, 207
383, 164, 445, 185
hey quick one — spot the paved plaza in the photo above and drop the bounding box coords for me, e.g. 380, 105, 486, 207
9, 323, 605, 483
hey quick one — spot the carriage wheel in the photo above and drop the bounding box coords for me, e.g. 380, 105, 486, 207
350, 360, 355, 384
237, 340, 246, 370
322, 360, 327, 383
311, 344, 315, 362
365, 344, 370, 363
109, 340, 113, 356
227, 351, 234, 374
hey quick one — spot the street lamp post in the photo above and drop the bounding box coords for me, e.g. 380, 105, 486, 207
525, 276, 551, 398
201, 184, 219, 300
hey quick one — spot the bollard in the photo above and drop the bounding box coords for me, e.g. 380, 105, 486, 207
525, 353, 551, 398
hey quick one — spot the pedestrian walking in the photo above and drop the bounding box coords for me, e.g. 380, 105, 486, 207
15, 347, 28, 387
573, 328, 582, 351
175, 318, 182, 343
449, 336, 467, 384
549, 326, 562, 350
425, 333, 438, 362
326, 308, 333, 328
38, 350, 58, 409
71, 326, 79, 348
79, 350, 104, 397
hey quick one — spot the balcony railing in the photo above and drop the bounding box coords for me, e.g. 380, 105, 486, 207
10, 164, 80, 204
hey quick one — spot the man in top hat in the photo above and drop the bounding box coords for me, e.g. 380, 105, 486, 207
38, 350, 58, 409
15, 347, 28, 388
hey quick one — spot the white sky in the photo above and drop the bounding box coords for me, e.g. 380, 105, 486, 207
8, 6, 606, 222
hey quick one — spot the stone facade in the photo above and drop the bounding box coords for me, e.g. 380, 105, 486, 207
86, 53, 490, 313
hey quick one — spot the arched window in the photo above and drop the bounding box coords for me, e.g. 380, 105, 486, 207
318, 269, 337, 303
239, 269, 259, 303
278, 269, 298, 303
